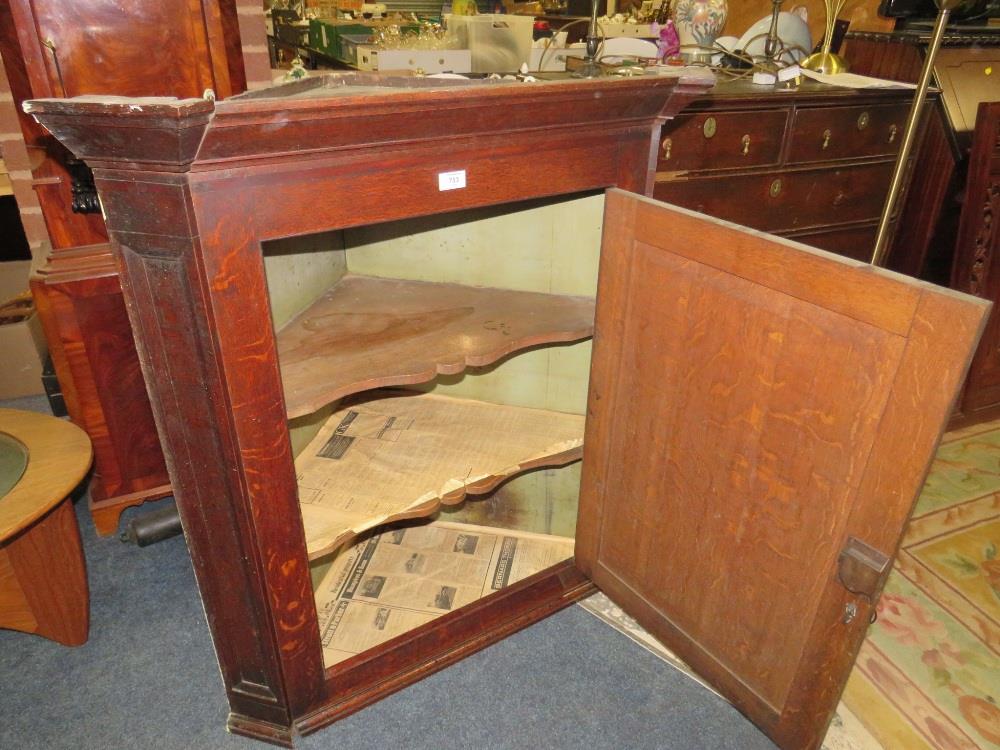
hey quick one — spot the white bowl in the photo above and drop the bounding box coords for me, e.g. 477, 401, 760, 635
737, 12, 811, 64
711, 34, 739, 64
715, 35, 739, 51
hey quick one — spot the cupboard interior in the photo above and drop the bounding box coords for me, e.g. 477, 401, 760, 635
261, 192, 605, 669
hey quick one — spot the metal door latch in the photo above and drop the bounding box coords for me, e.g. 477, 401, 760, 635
837, 536, 891, 624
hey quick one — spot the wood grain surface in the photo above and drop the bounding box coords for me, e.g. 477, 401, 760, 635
0, 408, 91, 646
577, 190, 989, 750
0, 0, 263, 537
30, 249, 171, 534
0, 408, 91, 539
25, 73, 709, 742
278, 275, 595, 419
0, 497, 89, 645
652, 80, 933, 264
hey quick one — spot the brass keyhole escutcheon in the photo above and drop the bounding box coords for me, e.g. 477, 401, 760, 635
769, 178, 782, 198
857, 111, 870, 130
888, 124, 898, 143
662, 137, 673, 160
822, 128, 832, 149
703, 116, 717, 138
740, 134, 750, 155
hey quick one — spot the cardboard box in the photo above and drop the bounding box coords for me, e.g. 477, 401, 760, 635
356, 47, 472, 73
446, 14, 534, 73
598, 22, 656, 38
0, 304, 46, 399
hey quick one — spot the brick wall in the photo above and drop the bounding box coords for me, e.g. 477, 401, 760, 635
0, 49, 51, 264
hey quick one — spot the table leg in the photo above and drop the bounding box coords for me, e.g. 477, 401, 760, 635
0, 497, 89, 646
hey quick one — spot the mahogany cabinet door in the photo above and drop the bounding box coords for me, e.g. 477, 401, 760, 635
6, 0, 241, 100
576, 189, 990, 750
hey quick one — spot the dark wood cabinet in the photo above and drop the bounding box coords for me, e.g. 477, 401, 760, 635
844, 30, 1000, 281
0, 0, 271, 533
652, 81, 926, 263
949, 102, 1000, 426
29, 244, 170, 530
27, 72, 988, 750
845, 30, 1000, 426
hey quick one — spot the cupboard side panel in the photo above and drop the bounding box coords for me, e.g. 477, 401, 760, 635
97, 173, 323, 736
576, 190, 637, 574
190, 184, 326, 717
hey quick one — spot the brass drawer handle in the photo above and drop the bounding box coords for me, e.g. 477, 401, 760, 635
822, 128, 832, 150
741, 134, 751, 155
769, 178, 782, 198
888, 124, 898, 143
662, 137, 672, 160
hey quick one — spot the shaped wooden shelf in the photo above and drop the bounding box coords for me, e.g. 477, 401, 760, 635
295, 391, 585, 560
277, 275, 595, 419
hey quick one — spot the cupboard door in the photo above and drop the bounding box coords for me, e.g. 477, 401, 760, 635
576, 189, 990, 750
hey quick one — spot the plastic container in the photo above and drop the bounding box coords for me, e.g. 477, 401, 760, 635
446, 14, 534, 73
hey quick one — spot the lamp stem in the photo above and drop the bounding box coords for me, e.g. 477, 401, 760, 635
870, 5, 952, 266
573, 0, 604, 78
764, 0, 783, 62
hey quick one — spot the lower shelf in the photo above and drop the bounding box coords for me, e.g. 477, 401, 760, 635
296, 391, 585, 560
314, 519, 574, 668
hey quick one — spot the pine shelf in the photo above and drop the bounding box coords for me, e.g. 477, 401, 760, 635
277, 275, 595, 419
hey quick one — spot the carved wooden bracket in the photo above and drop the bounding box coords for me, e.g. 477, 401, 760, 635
968, 180, 1000, 297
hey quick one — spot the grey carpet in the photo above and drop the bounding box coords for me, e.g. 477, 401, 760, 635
0, 395, 776, 750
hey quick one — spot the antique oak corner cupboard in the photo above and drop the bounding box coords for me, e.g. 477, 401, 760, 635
25, 73, 989, 750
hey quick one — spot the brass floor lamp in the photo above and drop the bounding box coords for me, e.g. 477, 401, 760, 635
870, 0, 963, 267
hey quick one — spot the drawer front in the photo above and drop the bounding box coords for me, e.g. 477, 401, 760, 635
657, 109, 788, 173
787, 104, 908, 163
653, 162, 892, 233
783, 223, 878, 262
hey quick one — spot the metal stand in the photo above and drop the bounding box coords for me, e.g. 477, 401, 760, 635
120, 503, 183, 547
573, 0, 604, 78
870, 0, 959, 266
763, 0, 784, 63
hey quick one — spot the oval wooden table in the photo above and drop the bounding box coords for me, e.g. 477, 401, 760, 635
0, 408, 92, 646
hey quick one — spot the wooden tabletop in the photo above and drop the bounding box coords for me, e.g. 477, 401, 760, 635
0, 409, 92, 539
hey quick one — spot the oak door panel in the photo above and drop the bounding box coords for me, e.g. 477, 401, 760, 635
577, 189, 989, 750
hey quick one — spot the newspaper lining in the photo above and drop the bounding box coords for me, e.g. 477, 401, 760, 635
296, 392, 584, 559
315, 520, 574, 667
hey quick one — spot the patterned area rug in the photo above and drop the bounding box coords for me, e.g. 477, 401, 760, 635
578, 418, 1000, 750
842, 419, 1000, 749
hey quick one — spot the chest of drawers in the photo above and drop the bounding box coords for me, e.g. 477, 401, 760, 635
653, 80, 922, 262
